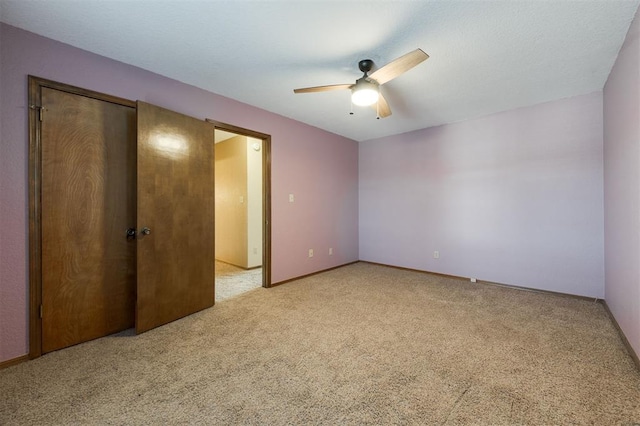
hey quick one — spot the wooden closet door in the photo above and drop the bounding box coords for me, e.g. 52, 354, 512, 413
136, 102, 215, 333
41, 88, 136, 353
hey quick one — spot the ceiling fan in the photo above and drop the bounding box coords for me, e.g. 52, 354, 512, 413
293, 49, 429, 119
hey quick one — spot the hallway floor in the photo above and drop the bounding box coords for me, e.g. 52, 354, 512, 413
215, 260, 262, 302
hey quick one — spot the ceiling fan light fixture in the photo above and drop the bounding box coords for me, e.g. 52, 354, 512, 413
351, 79, 379, 106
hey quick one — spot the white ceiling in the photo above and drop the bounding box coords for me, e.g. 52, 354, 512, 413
214, 130, 239, 144
1, 0, 638, 142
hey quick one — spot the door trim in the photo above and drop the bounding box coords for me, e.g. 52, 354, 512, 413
206, 119, 272, 288
27, 76, 136, 358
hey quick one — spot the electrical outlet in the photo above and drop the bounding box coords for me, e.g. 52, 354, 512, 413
433, 251, 440, 259
470, 278, 477, 283
329, 247, 333, 255
308, 249, 314, 258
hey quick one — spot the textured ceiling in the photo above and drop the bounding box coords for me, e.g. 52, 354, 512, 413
1, 0, 638, 142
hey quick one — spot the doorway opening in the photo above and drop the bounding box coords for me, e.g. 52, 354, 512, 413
208, 120, 272, 301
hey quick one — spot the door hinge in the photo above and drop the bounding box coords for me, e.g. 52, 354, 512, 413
39, 304, 43, 318
29, 104, 44, 121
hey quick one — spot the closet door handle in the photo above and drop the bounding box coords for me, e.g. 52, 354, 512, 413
141, 227, 151, 236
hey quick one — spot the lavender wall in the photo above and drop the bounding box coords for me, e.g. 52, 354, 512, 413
603, 9, 640, 359
0, 23, 359, 363
359, 92, 604, 298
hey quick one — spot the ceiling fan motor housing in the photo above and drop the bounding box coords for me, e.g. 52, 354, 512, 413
354, 76, 378, 90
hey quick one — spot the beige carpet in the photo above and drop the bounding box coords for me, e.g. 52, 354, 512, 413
1, 262, 639, 425
215, 260, 263, 302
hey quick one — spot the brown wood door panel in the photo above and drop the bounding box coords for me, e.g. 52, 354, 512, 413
41, 88, 136, 353
136, 101, 215, 333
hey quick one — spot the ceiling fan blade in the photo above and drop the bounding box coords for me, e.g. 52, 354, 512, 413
372, 93, 392, 118
293, 84, 353, 94
369, 49, 429, 85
